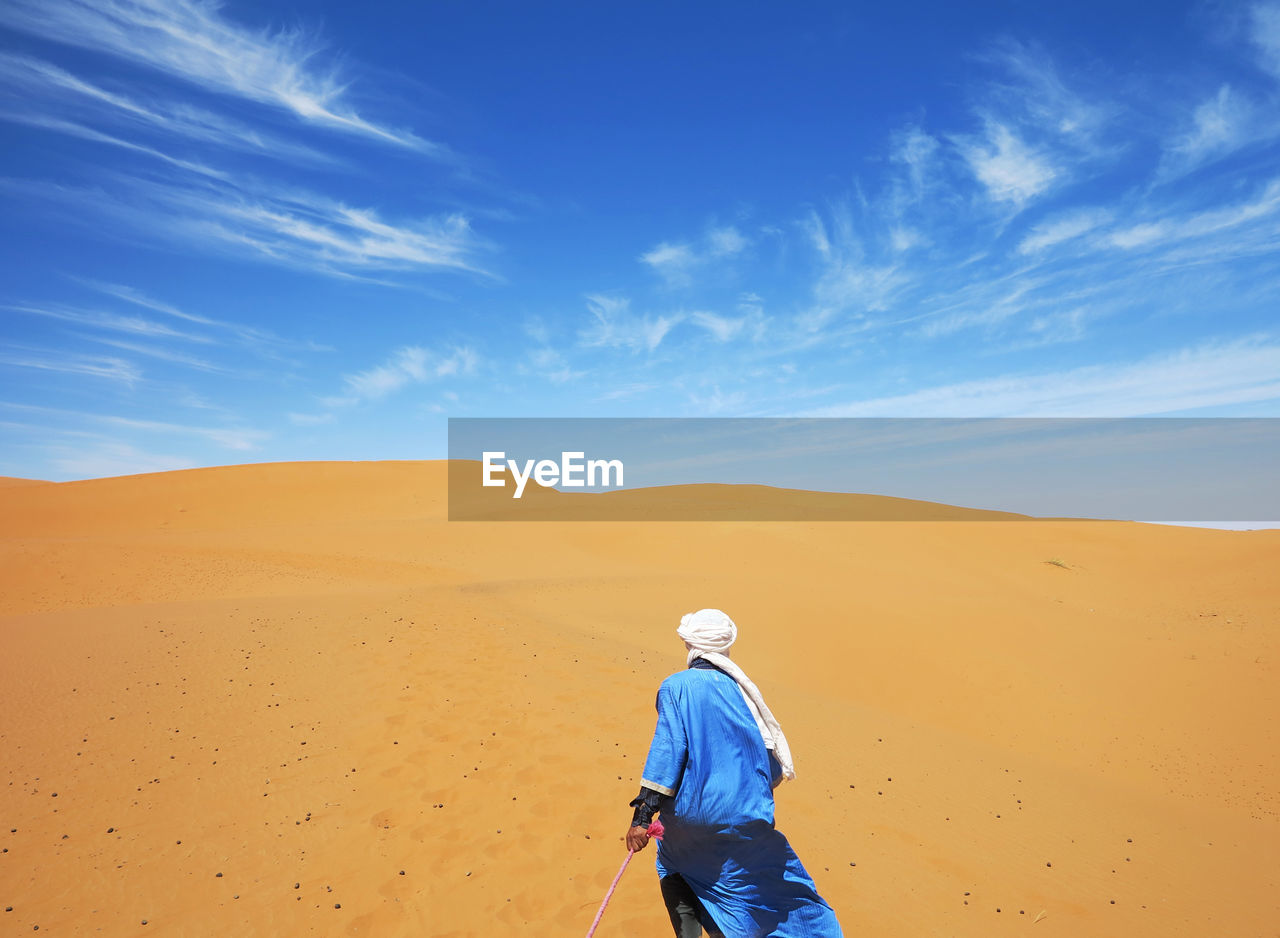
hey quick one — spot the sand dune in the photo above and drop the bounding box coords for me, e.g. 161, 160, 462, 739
0, 477, 52, 488
446, 459, 1032, 521
1, 461, 1277, 937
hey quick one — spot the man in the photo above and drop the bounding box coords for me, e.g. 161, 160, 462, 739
625, 609, 843, 937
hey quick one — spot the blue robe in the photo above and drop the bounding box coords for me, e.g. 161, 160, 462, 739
640, 662, 843, 937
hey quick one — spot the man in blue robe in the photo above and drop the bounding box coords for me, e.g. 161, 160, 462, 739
625, 609, 843, 938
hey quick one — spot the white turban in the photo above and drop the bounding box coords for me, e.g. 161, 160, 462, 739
677, 609, 795, 782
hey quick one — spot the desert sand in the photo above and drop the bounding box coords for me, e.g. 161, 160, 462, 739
1, 460, 1277, 937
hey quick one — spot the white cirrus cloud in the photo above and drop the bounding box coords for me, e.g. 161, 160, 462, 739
80, 336, 227, 373
79, 280, 331, 355
796, 207, 904, 334
1018, 208, 1112, 254
1108, 221, 1171, 250
0, 346, 142, 384
525, 346, 583, 385
597, 382, 659, 401
980, 39, 1109, 145
101, 413, 267, 450
342, 345, 478, 401
0, 400, 267, 452
1107, 177, 1280, 251
889, 125, 941, 201
4, 302, 212, 342
689, 310, 752, 343
287, 412, 334, 426
1250, 1, 1280, 78
580, 294, 681, 352
957, 121, 1058, 208
806, 336, 1280, 417
0, 52, 338, 165
48, 440, 197, 480
706, 226, 747, 257
889, 227, 924, 252
0, 110, 232, 179
641, 225, 748, 286
2, 174, 489, 278
0, 0, 438, 152
640, 242, 697, 280
1157, 84, 1270, 181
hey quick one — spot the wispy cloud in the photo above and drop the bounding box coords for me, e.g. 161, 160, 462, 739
1017, 207, 1112, 254
596, 382, 660, 401
79, 281, 217, 326
5, 301, 214, 342
636, 25, 1278, 374
689, 309, 765, 343
579, 294, 681, 352
514, 318, 585, 384
913, 277, 1045, 339
47, 439, 196, 479
99, 413, 268, 450
287, 411, 334, 426
0, 52, 337, 165
956, 121, 1058, 208
641, 225, 748, 286
0, 111, 230, 179
1157, 84, 1273, 181
686, 385, 748, 414
1108, 177, 1280, 253
526, 346, 583, 384
79, 280, 332, 356
1017, 306, 1093, 348
978, 39, 1110, 146
795, 206, 904, 334
190, 184, 486, 276
0, 346, 141, 384
641, 242, 696, 280
0, 400, 267, 452
5, 174, 490, 279
80, 335, 227, 373
0, 0, 440, 152
889, 125, 942, 202
341, 345, 478, 401
807, 336, 1280, 417
1251, 2, 1280, 78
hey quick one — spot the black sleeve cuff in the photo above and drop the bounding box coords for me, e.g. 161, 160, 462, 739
628, 786, 664, 827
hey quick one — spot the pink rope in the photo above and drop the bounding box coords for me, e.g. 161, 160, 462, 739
584, 850, 633, 938
584, 820, 664, 937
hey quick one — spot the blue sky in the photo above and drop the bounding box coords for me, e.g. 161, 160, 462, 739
1, 0, 1279, 481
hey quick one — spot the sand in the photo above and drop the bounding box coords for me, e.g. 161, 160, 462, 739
1, 460, 1276, 937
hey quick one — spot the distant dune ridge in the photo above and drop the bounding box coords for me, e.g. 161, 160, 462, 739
0, 476, 53, 488
1, 460, 1277, 937
447, 458, 1032, 521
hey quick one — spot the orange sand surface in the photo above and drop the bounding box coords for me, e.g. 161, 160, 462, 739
1, 460, 1277, 937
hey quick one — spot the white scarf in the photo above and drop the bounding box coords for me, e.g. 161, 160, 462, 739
677, 609, 795, 782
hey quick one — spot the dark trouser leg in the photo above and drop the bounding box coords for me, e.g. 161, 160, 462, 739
659, 874, 723, 938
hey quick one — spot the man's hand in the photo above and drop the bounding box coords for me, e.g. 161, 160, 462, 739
625, 825, 651, 852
